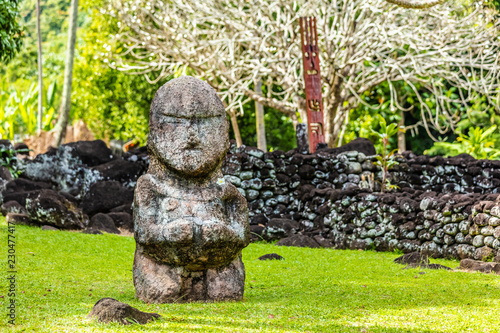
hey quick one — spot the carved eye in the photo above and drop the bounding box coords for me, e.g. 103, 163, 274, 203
162, 116, 186, 125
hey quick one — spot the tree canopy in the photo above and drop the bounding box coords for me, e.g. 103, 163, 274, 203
2, 0, 500, 155
106, 0, 500, 147
0, 0, 24, 63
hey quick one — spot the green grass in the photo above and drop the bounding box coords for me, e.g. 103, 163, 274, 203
1, 216, 500, 333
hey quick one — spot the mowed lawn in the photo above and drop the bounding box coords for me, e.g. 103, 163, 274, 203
1, 216, 500, 333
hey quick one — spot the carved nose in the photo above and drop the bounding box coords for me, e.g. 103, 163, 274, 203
186, 127, 200, 148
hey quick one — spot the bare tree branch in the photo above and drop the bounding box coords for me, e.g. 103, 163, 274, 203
105, 0, 500, 146
385, 0, 446, 9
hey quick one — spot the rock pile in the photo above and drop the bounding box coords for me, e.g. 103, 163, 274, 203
459, 258, 500, 274
0, 140, 147, 233
396, 152, 500, 194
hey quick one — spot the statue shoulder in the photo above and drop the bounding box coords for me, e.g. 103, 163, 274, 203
135, 174, 175, 201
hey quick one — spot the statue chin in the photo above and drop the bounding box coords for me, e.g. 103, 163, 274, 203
167, 163, 216, 178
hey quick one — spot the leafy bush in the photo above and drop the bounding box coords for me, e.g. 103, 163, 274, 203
371, 116, 404, 192
0, 79, 57, 140
425, 125, 500, 160
0, 146, 29, 178
70, 0, 171, 145
0, 0, 24, 63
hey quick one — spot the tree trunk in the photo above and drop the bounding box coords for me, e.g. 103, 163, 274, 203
398, 109, 406, 153
337, 111, 350, 147
292, 95, 306, 131
323, 76, 345, 147
53, 0, 79, 147
229, 111, 243, 147
36, 0, 43, 133
324, 100, 346, 148
323, 104, 335, 147
254, 79, 266, 151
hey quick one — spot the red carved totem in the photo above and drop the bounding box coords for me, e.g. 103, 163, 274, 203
299, 17, 326, 153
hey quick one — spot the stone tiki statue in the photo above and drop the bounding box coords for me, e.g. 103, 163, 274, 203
133, 76, 250, 303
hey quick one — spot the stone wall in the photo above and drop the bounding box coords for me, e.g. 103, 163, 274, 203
222, 141, 500, 261
1, 138, 500, 261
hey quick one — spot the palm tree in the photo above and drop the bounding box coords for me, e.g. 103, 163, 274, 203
36, 0, 43, 132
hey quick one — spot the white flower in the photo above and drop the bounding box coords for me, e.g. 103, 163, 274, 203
217, 178, 225, 185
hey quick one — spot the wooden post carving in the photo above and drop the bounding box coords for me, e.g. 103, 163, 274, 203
299, 16, 326, 153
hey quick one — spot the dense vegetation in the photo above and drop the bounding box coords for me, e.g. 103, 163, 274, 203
1, 0, 500, 155
0, 0, 24, 63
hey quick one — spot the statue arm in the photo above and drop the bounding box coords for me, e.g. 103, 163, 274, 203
223, 184, 250, 244
134, 175, 163, 244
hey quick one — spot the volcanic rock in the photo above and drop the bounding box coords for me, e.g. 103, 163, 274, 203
80, 181, 133, 216
258, 253, 284, 260
275, 234, 320, 248
87, 298, 161, 325
25, 189, 86, 229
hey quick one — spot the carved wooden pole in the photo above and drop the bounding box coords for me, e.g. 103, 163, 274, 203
299, 17, 325, 153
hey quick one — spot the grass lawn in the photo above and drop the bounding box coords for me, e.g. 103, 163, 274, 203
1, 216, 500, 333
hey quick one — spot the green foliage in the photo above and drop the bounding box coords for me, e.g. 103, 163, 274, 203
371, 115, 404, 192
0, 146, 29, 178
0, 0, 68, 142
0, 80, 57, 140
4, 217, 500, 332
392, 248, 404, 256
1, 0, 72, 84
0, 79, 57, 140
426, 93, 500, 159
229, 101, 297, 152
425, 125, 500, 160
343, 82, 407, 154
0, 0, 24, 63
70, 0, 169, 144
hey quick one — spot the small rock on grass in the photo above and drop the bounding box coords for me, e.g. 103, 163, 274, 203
394, 252, 429, 266
82, 228, 103, 235
41, 225, 59, 231
396, 252, 451, 270
313, 235, 334, 248
275, 234, 320, 248
426, 263, 452, 271
87, 298, 161, 325
403, 263, 451, 270
6, 213, 32, 226
258, 253, 284, 260
460, 259, 500, 274
89, 213, 120, 234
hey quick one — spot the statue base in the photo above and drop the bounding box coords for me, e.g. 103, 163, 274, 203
133, 246, 245, 303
